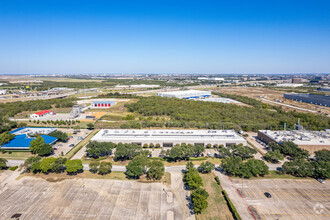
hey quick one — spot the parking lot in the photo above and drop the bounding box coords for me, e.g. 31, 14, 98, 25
0, 177, 184, 220
53, 129, 92, 156
233, 178, 330, 220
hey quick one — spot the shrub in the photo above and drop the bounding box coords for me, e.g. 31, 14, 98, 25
9, 166, 18, 171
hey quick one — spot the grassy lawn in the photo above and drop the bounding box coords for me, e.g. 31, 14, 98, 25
197, 173, 233, 220
0, 151, 33, 160
65, 129, 99, 159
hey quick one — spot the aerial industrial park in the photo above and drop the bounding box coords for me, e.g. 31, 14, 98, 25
1, 1, 330, 220
0, 73, 329, 220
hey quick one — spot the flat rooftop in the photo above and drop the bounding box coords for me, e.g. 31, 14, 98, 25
92, 129, 245, 142
198, 97, 241, 104
259, 130, 330, 146
11, 127, 57, 135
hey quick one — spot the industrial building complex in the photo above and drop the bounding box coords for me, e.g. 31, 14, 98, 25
91, 129, 246, 147
257, 130, 330, 153
157, 90, 211, 99
283, 93, 330, 107
0, 127, 58, 150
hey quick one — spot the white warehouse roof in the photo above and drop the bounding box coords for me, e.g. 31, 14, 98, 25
91, 129, 246, 146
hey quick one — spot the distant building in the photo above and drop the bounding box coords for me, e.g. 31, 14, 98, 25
0, 90, 7, 95
157, 90, 211, 99
91, 129, 246, 147
30, 110, 54, 119
292, 78, 303, 83
91, 101, 116, 108
70, 105, 83, 119
276, 83, 304, 87
317, 87, 330, 92
115, 84, 160, 89
284, 93, 330, 107
0, 127, 58, 150
257, 130, 330, 154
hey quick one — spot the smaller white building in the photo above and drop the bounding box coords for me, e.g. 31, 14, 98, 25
92, 101, 116, 108
276, 83, 304, 87
0, 90, 7, 95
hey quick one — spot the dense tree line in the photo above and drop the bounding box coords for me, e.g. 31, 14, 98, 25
97, 92, 137, 99
124, 96, 330, 131
217, 144, 257, 159
114, 143, 150, 160
89, 161, 113, 175
269, 141, 309, 159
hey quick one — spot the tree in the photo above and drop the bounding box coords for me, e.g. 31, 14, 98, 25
230, 144, 257, 159
147, 160, 165, 180
86, 141, 115, 158
184, 168, 203, 190
186, 161, 194, 170
282, 159, 314, 177
114, 143, 142, 160
264, 150, 284, 163
191, 190, 209, 214
198, 161, 215, 173
89, 161, 100, 173
30, 161, 41, 173
312, 161, 330, 179
29, 136, 53, 156
0, 158, 8, 170
52, 157, 67, 173
241, 159, 269, 178
65, 159, 83, 174
38, 144, 54, 156
217, 146, 231, 158
24, 156, 41, 167
0, 131, 15, 144
98, 162, 112, 175
125, 155, 148, 179
222, 156, 242, 176
193, 145, 205, 157
87, 123, 94, 130
315, 150, 330, 162
29, 136, 45, 154
40, 157, 56, 173
49, 131, 68, 142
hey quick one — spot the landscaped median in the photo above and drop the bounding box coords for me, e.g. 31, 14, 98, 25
65, 129, 99, 159
214, 175, 242, 220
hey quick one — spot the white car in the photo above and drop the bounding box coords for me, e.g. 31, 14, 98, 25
317, 179, 325, 184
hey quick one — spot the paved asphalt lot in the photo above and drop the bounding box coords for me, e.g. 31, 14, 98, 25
0, 177, 184, 220
232, 178, 330, 220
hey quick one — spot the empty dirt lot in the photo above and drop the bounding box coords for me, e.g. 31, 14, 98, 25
232, 178, 330, 220
0, 177, 184, 220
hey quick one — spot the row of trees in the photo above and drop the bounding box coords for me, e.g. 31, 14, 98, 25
49, 130, 68, 142
24, 156, 83, 175
184, 162, 210, 214
160, 144, 205, 161
86, 141, 116, 158
31, 120, 78, 126
124, 96, 330, 131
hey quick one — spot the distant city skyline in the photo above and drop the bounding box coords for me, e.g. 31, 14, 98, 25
0, 0, 330, 74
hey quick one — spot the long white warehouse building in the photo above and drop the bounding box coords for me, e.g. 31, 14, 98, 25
157, 90, 211, 99
91, 129, 246, 147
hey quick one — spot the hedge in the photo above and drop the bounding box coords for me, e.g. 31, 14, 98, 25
214, 176, 220, 185
222, 190, 242, 220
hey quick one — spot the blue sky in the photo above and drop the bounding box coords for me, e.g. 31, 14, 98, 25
0, 0, 329, 74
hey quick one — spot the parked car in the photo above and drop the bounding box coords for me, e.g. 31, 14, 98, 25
77, 137, 83, 140
317, 179, 325, 184
264, 192, 272, 198
69, 144, 74, 147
